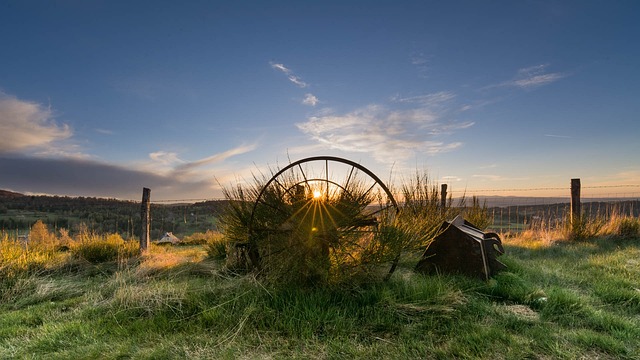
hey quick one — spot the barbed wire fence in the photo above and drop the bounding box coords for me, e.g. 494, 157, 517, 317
143, 182, 640, 235
2, 180, 638, 240
446, 184, 640, 234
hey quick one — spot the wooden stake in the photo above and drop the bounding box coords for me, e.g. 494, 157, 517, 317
140, 187, 151, 254
571, 178, 581, 224
440, 184, 447, 214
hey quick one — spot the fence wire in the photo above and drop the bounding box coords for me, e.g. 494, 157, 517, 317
455, 187, 640, 234
140, 184, 640, 234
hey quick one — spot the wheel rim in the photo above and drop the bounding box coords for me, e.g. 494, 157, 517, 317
247, 156, 400, 282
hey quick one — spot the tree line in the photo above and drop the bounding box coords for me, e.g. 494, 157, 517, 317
0, 192, 230, 239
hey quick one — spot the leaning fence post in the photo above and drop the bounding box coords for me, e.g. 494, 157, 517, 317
441, 184, 448, 214
140, 187, 151, 254
571, 178, 581, 224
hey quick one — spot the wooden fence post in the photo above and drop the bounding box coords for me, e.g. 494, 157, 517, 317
440, 184, 448, 214
140, 187, 151, 254
571, 178, 581, 224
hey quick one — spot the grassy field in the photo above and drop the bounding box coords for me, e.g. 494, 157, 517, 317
1, 231, 639, 359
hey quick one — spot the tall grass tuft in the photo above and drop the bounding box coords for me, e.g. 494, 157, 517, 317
387, 172, 460, 278
463, 196, 492, 230
71, 233, 138, 264
182, 230, 229, 259
604, 212, 640, 239
566, 213, 607, 241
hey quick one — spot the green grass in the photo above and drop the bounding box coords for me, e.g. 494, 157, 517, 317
1, 234, 640, 359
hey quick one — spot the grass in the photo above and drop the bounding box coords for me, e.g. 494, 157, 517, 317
1, 217, 640, 359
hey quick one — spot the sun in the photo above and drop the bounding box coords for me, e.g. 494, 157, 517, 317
312, 190, 322, 199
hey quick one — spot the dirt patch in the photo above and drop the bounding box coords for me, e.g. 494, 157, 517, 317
501, 304, 539, 322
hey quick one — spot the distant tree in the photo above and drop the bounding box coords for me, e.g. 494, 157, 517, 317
30, 220, 53, 244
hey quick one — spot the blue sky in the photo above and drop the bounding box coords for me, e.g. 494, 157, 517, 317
1, 1, 638, 200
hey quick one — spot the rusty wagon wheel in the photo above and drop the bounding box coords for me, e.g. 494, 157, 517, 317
246, 156, 400, 282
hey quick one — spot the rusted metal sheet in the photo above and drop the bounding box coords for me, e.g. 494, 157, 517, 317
415, 215, 506, 280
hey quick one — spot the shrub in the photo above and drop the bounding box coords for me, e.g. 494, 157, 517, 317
1, 233, 64, 278
182, 230, 222, 246
29, 220, 57, 249
203, 232, 228, 260
71, 233, 138, 264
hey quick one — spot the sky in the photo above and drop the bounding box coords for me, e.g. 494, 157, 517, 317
1, 0, 639, 201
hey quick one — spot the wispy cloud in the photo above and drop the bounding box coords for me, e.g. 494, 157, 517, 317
392, 91, 456, 107
441, 175, 462, 182
544, 134, 571, 139
0, 93, 72, 153
270, 62, 308, 88
296, 104, 472, 164
33, 146, 92, 160
472, 174, 529, 181
149, 151, 184, 165
410, 52, 431, 78
302, 93, 319, 106
497, 64, 567, 89
594, 168, 640, 187
172, 143, 258, 179
95, 128, 115, 135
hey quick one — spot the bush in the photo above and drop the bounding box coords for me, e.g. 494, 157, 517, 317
1, 234, 63, 278
71, 233, 138, 264
182, 230, 222, 246
29, 220, 57, 249
204, 232, 228, 260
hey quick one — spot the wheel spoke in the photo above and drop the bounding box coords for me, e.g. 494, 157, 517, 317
247, 156, 401, 279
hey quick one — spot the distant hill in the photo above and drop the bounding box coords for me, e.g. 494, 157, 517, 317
0, 189, 25, 198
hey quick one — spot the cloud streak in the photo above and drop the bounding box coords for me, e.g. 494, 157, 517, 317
149, 151, 184, 166
296, 103, 472, 164
174, 143, 257, 176
0, 93, 72, 153
410, 52, 431, 78
499, 64, 567, 89
392, 91, 456, 107
544, 134, 571, 139
270, 62, 308, 88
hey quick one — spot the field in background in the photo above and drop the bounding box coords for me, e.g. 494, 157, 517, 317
0, 191, 228, 240
2, 184, 639, 241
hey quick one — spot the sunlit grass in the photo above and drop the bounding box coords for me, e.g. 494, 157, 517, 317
1, 230, 639, 358
2, 195, 639, 358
